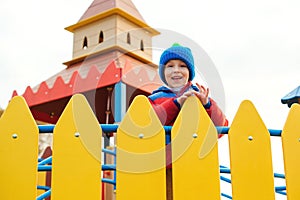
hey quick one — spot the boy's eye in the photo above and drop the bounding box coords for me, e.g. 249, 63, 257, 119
166, 65, 173, 68
180, 65, 187, 68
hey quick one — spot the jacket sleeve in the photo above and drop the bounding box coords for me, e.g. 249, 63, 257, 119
148, 98, 180, 126
205, 98, 229, 138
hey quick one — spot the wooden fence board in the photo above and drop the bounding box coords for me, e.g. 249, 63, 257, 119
172, 96, 220, 200
116, 95, 166, 200
0, 94, 296, 200
0, 96, 38, 199
281, 103, 300, 199
229, 100, 275, 199
51, 94, 102, 200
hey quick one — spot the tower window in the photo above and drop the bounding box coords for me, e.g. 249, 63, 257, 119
140, 40, 144, 51
127, 33, 131, 44
99, 31, 104, 43
83, 37, 88, 49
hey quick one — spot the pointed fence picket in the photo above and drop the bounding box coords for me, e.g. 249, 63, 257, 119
171, 96, 220, 200
116, 95, 166, 200
229, 100, 275, 199
0, 96, 39, 199
50, 94, 102, 199
0, 94, 299, 199
281, 104, 300, 199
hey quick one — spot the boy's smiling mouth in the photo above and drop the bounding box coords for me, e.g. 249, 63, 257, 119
171, 76, 182, 80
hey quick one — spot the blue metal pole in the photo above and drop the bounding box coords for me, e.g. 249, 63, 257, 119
274, 172, 285, 179
37, 185, 51, 191
220, 175, 231, 184
38, 124, 282, 136
38, 156, 52, 165
114, 82, 127, 122
36, 189, 51, 200
221, 192, 232, 199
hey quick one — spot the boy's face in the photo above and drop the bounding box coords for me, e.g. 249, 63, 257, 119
164, 59, 189, 88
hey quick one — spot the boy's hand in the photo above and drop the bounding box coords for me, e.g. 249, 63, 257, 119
176, 90, 194, 106
176, 83, 210, 107
193, 83, 209, 105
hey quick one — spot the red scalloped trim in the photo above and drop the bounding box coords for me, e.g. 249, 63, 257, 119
13, 59, 162, 107
16, 61, 121, 106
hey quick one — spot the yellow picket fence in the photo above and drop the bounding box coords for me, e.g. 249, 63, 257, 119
0, 94, 300, 199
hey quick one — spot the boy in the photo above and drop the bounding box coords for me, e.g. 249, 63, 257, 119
148, 43, 228, 200
148, 43, 228, 127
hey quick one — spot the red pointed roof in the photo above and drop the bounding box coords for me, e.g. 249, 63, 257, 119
79, 0, 145, 23
65, 0, 159, 35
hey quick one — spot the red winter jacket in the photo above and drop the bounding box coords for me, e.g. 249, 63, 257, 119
148, 82, 228, 168
148, 82, 228, 127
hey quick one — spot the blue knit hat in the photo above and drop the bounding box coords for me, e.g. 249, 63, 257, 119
159, 43, 195, 85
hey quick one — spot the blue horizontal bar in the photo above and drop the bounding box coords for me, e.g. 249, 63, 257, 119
274, 172, 285, 179
38, 125, 282, 136
102, 148, 116, 156
102, 178, 116, 185
37, 185, 51, 191
268, 129, 282, 136
102, 164, 116, 171
219, 165, 229, 168
38, 164, 116, 172
38, 156, 52, 165
36, 189, 51, 200
275, 186, 286, 191
221, 192, 232, 199
38, 165, 52, 171
216, 126, 229, 134
220, 168, 231, 174
35, 164, 235, 174
38, 124, 119, 133
276, 190, 287, 195
38, 125, 54, 133
220, 175, 231, 183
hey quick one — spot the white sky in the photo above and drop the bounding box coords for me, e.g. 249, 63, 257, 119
1, 0, 299, 129
0, 0, 298, 198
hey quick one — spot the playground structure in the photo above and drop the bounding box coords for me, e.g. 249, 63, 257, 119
1, 94, 300, 199
11, 0, 162, 126
4, 0, 300, 199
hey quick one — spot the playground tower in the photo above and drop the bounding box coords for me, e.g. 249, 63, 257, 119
12, 0, 162, 125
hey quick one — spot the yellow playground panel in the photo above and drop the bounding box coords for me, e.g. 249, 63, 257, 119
0, 94, 300, 199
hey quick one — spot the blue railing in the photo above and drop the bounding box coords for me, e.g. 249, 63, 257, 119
36, 124, 286, 200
